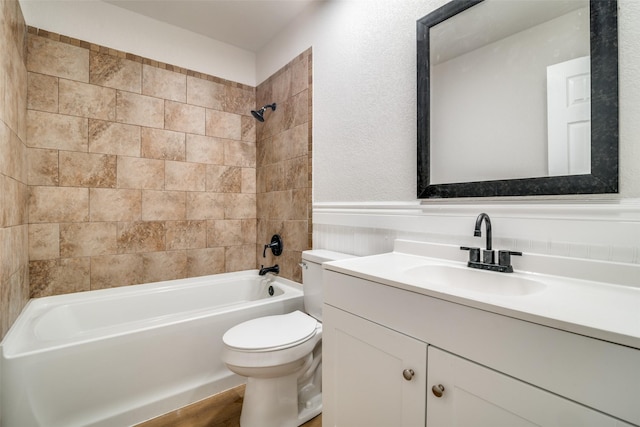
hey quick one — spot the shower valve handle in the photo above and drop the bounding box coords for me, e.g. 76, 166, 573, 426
262, 234, 283, 258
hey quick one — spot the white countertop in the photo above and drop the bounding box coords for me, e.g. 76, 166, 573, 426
323, 240, 640, 350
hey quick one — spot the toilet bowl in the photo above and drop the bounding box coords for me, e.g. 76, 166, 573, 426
222, 249, 356, 427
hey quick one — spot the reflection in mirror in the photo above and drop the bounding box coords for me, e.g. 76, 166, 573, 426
417, 0, 618, 198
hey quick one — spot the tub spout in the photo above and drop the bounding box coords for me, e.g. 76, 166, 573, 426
259, 264, 279, 276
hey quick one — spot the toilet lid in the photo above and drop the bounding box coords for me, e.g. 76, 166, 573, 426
223, 311, 318, 351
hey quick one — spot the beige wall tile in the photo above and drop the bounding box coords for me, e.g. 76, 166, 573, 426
142, 250, 187, 283
142, 65, 186, 102
1, 0, 29, 338
224, 245, 256, 272
187, 247, 225, 277
27, 109, 88, 151
16, 31, 311, 299
89, 188, 141, 222
60, 222, 117, 258
279, 250, 302, 283
281, 220, 308, 252
29, 223, 60, 260
270, 68, 292, 106
186, 192, 224, 220
90, 52, 141, 93
116, 90, 164, 128
241, 168, 256, 193
165, 100, 205, 135
26, 35, 89, 82
59, 79, 116, 120
284, 156, 307, 190
141, 190, 186, 221
27, 148, 58, 186
241, 219, 257, 245
0, 123, 28, 183
205, 109, 241, 140
289, 90, 308, 129
166, 220, 206, 250
291, 188, 309, 221
29, 186, 89, 223
59, 151, 116, 187
206, 165, 241, 193
186, 76, 224, 110
1, 176, 28, 227
27, 72, 58, 112
4, 40, 28, 140
258, 163, 284, 193
207, 219, 242, 247
141, 127, 185, 161
117, 156, 164, 190
224, 86, 254, 116
224, 193, 256, 219
290, 55, 309, 96
90, 253, 143, 289
185, 134, 223, 165
89, 119, 140, 156
1, 225, 29, 285
117, 221, 165, 253
241, 115, 256, 143
224, 139, 255, 168
274, 123, 307, 160
165, 161, 205, 191
0, 123, 10, 178
29, 258, 91, 298
2, 266, 30, 338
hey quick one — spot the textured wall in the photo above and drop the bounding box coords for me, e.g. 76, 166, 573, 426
258, 0, 640, 202
256, 50, 312, 283
0, 0, 29, 339
26, 29, 258, 297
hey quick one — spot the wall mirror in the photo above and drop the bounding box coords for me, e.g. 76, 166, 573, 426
417, 0, 618, 198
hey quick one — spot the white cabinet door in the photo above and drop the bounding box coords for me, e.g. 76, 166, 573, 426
323, 305, 427, 427
427, 347, 630, 427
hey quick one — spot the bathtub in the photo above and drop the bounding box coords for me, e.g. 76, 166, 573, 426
0, 271, 304, 427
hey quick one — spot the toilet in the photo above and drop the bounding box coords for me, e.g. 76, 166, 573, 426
222, 250, 356, 427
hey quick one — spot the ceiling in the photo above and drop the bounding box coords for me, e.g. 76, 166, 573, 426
103, 0, 318, 52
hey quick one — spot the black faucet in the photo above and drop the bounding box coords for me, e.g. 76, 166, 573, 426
474, 212, 494, 264
259, 264, 279, 276
461, 213, 522, 273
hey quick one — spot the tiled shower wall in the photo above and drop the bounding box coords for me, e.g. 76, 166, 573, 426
26, 29, 260, 297
256, 50, 312, 283
0, 11, 312, 337
0, 0, 29, 337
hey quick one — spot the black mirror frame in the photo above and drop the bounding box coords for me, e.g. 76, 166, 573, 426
417, 0, 618, 199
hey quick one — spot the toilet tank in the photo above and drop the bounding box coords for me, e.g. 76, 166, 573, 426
301, 250, 357, 321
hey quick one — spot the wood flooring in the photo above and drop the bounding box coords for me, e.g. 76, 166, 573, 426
136, 385, 322, 427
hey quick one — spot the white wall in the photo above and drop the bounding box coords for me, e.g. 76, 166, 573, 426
18, 0, 256, 86
259, 0, 640, 202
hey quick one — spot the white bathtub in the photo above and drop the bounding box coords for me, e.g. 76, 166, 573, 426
0, 271, 304, 427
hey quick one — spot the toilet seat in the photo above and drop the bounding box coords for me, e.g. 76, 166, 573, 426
223, 311, 318, 352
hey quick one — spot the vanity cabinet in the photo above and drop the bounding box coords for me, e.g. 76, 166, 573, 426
322, 269, 640, 427
323, 305, 426, 427
427, 347, 632, 427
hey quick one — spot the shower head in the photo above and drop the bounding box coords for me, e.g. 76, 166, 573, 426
251, 103, 276, 122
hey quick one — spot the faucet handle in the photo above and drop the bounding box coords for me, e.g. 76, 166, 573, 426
482, 249, 495, 265
498, 250, 522, 267
460, 246, 481, 263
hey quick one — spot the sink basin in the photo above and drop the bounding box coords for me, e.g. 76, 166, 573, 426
402, 264, 546, 296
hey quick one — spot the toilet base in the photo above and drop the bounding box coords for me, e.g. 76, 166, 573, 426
240, 374, 321, 427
